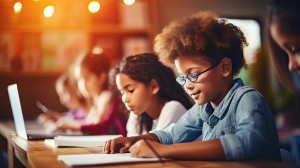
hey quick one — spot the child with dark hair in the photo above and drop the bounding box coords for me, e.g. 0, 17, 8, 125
55, 52, 127, 136
267, 0, 300, 91
110, 53, 193, 136
103, 11, 281, 162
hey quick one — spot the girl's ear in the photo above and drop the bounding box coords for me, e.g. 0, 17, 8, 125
220, 57, 232, 77
150, 79, 160, 94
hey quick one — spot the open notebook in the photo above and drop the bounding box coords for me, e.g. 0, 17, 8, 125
7, 84, 82, 140
57, 153, 167, 166
44, 135, 121, 147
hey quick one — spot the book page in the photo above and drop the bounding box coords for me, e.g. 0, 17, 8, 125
57, 153, 165, 166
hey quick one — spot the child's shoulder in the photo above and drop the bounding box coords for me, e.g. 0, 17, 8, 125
237, 85, 260, 94
99, 90, 114, 98
235, 85, 256, 94
233, 85, 265, 103
96, 90, 115, 104
231, 79, 259, 96
163, 100, 187, 111
165, 100, 184, 107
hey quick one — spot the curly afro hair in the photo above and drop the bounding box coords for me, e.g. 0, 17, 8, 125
154, 11, 248, 76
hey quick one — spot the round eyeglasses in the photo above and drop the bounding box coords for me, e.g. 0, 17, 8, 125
176, 61, 220, 85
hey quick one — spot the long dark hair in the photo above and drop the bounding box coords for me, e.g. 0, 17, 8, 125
110, 53, 193, 134
267, 0, 300, 90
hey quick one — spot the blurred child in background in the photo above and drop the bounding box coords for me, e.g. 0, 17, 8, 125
55, 51, 127, 136
37, 72, 90, 127
267, 0, 300, 152
268, 0, 300, 91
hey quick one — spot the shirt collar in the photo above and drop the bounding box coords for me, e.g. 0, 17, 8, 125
200, 78, 244, 122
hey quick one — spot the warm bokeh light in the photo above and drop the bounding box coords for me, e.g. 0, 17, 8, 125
123, 0, 135, 5
88, 1, 100, 14
92, 46, 103, 54
14, 2, 22, 14
44, 6, 54, 18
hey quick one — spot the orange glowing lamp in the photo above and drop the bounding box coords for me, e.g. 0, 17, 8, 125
14, 2, 22, 14
88, 1, 100, 14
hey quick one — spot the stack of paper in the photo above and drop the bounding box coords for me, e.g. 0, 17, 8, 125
44, 135, 121, 148
57, 153, 165, 166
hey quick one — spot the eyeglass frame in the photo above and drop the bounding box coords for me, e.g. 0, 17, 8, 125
176, 61, 220, 86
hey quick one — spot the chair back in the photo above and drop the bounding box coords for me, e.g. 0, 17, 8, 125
290, 135, 300, 166
280, 148, 296, 165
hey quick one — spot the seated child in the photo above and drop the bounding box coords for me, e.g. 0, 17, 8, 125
109, 53, 193, 136
37, 72, 89, 125
103, 11, 282, 162
55, 52, 128, 136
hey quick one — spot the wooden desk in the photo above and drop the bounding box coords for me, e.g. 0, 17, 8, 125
12, 137, 102, 168
10, 137, 295, 168
0, 121, 16, 139
1, 120, 297, 168
0, 120, 18, 168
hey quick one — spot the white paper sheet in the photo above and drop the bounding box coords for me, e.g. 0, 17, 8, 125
44, 135, 121, 147
57, 153, 165, 166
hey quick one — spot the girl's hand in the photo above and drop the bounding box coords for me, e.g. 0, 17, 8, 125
43, 120, 57, 133
129, 139, 162, 158
103, 136, 138, 154
37, 113, 53, 123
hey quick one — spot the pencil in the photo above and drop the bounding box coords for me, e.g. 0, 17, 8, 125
141, 135, 164, 163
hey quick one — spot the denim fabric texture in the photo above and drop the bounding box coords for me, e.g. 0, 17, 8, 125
151, 78, 281, 162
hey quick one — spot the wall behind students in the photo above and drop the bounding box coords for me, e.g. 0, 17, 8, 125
0, 0, 270, 121
155, 0, 268, 40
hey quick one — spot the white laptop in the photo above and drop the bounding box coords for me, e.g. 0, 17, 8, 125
7, 83, 82, 140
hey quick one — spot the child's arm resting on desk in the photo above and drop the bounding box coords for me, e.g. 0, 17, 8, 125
130, 138, 226, 160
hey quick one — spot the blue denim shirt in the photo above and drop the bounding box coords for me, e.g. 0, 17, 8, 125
151, 79, 281, 161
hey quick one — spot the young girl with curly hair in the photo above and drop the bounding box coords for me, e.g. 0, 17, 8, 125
110, 53, 193, 136
103, 11, 281, 162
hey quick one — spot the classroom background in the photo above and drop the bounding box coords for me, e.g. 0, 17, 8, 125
0, 0, 299, 151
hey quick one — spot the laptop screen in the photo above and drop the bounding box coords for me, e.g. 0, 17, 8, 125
7, 84, 28, 140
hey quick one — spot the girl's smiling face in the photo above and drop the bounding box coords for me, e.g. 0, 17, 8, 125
174, 55, 230, 108
116, 73, 156, 115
